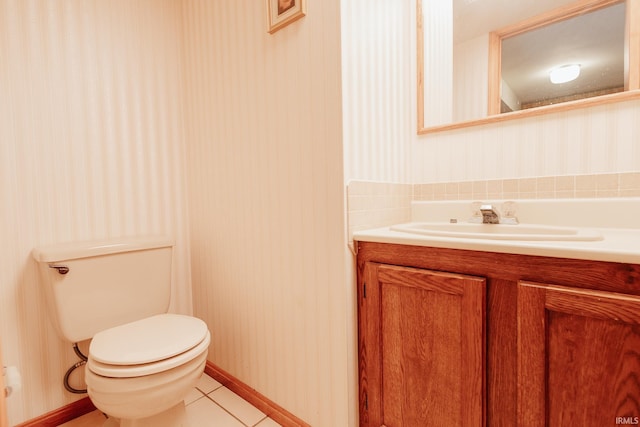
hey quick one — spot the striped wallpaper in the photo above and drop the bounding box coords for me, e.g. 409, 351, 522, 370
182, 1, 349, 426
341, 0, 413, 184
0, 1, 191, 425
415, 97, 640, 183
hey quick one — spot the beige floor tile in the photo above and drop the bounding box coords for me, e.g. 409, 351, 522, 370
186, 396, 245, 427
208, 387, 266, 427
195, 372, 222, 394
255, 417, 283, 427
184, 386, 206, 405
58, 410, 106, 427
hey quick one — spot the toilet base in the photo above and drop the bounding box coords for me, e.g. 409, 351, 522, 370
102, 401, 189, 427
102, 418, 120, 427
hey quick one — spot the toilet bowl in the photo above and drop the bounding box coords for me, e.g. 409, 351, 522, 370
85, 314, 210, 427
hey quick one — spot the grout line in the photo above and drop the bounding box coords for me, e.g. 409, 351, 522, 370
203, 390, 252, 427
252, 415, 269, 427
196, 382, 224, 395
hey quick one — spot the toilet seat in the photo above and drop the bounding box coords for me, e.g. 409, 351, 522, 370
88, 313, 210, 378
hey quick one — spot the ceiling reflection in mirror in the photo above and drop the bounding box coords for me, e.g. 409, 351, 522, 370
418, 0, 640, 134
498, 3, 625, 113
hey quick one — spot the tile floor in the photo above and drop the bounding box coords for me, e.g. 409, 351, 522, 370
59, 374, 281, 427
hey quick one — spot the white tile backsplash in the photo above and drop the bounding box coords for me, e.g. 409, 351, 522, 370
346, 181, 412, 249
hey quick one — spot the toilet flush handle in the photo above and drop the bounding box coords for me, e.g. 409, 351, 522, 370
49, 265, 69, 275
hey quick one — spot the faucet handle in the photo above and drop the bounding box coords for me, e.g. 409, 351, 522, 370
501, 201, 519, 224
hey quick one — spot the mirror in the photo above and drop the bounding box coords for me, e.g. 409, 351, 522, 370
417, 0, 640, 134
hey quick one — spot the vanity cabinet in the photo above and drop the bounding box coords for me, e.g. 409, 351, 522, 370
356, 241, 640, 427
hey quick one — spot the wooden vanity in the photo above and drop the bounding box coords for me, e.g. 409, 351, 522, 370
356, 240, 640, 426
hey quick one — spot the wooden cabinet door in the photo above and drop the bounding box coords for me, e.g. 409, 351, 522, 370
518, 282, 640, 427
359, 262, 486, 427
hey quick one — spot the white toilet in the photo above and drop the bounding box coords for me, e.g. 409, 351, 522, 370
32, 236, 210, 427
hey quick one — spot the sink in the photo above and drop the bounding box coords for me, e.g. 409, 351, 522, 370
390, 222, 603, 241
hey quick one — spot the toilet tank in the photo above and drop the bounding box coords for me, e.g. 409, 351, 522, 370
32, 236, 174, 343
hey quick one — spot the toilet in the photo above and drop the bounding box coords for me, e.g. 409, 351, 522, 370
32, 237, 210, 427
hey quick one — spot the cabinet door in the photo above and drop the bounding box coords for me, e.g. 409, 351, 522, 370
518, 282, 640, 427
359, 262, 486, 427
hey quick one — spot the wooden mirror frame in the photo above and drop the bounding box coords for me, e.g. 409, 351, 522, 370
417, 0, 640, 135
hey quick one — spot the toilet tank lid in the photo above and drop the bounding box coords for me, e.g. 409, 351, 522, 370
32, 236, 173, 262
90, 314, 209, 365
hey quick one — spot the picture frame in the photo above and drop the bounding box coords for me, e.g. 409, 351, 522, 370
266, 0, 306, 34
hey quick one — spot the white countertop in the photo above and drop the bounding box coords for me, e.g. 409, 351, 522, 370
353, 198, 640, 264
354, 225, 640, 264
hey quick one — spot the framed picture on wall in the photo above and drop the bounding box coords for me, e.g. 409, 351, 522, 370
266, 0, 306, 34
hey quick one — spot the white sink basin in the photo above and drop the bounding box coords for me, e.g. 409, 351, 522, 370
390, 222, 603, 241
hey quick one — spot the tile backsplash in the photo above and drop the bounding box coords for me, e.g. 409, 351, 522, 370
414, 172, 640, 201
347, 172, 640, 248
346, 181, 412, 250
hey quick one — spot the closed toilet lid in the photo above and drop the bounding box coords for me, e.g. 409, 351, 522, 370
90, 314, 209, 366
88, 330, 210, 378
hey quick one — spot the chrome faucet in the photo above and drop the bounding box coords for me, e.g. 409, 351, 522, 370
480, 204, 500, 224
469, 201, 519, 224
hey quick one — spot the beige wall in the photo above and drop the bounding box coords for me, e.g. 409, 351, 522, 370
342, 0, 413, 184
0, 1, 191, 424
414, 98, 640, 183
182, 1, 349, 426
